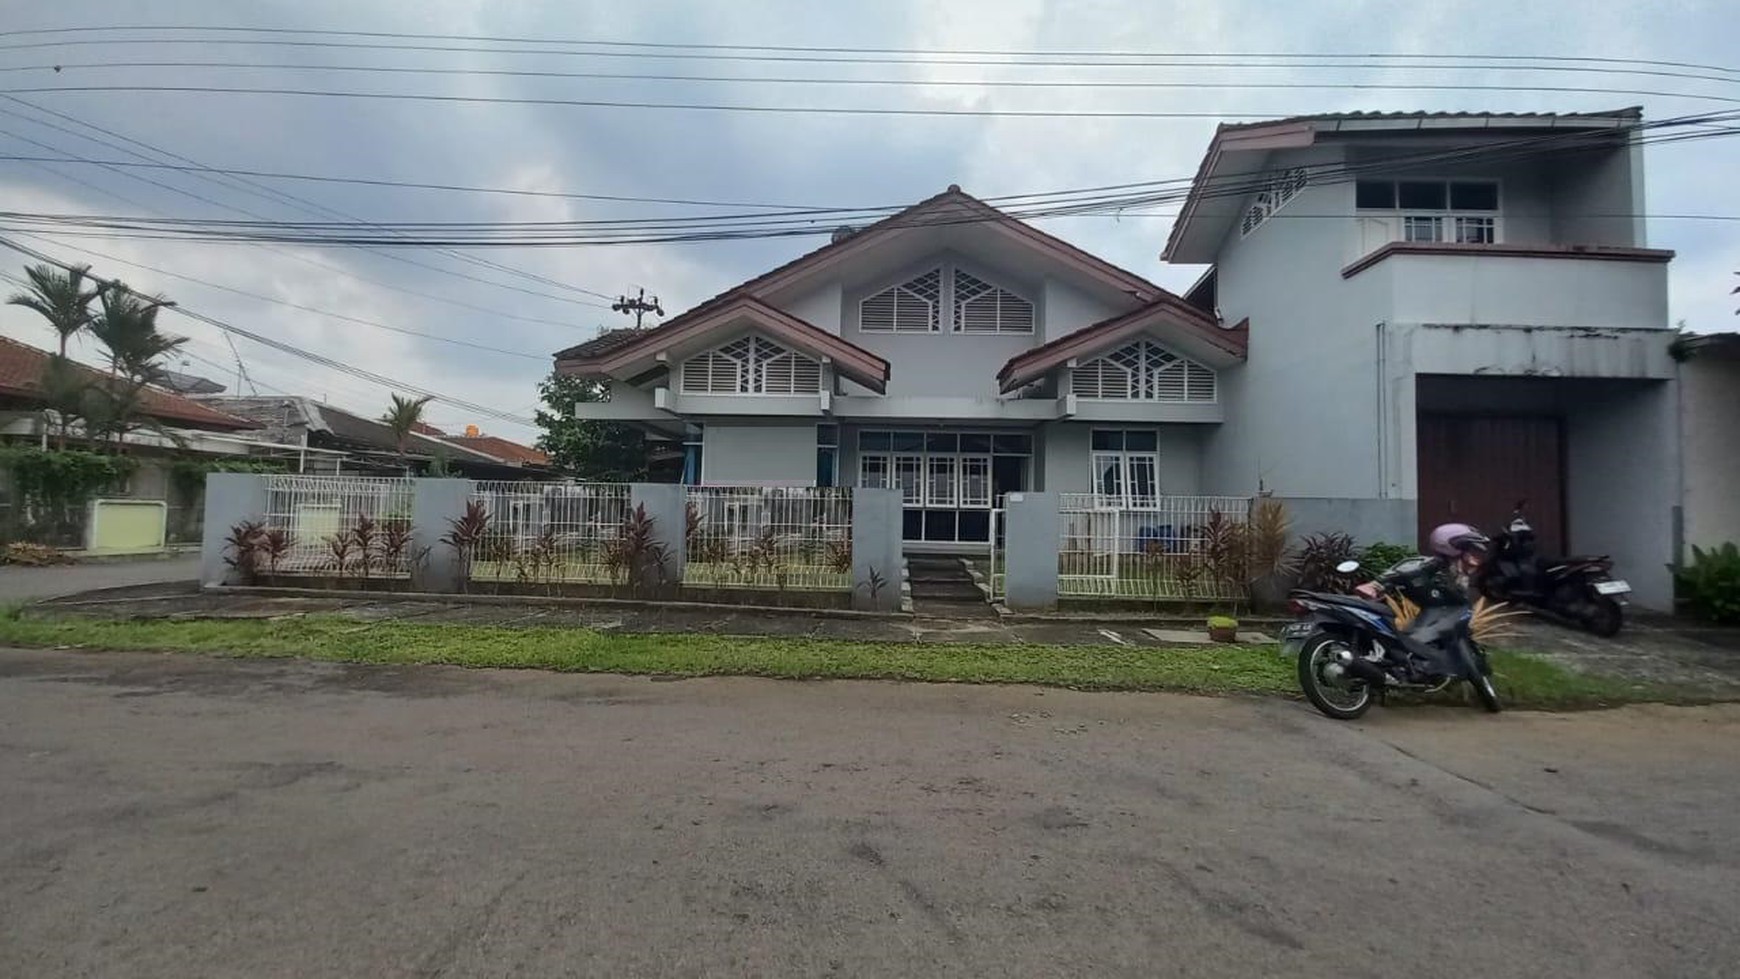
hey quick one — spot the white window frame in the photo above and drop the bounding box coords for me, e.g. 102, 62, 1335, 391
1089, 430, 1162, 509
859, 264, 1034, 336
856, 431, 1024, 511
1071, 340, 1217, 404
1356, 178, 1502, 245
1239, 166, 1309, 238
680, 335, 821, 396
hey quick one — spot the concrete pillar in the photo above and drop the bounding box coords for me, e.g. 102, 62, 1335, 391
629, 483, 686, 587
1004, 491, 1060, 610
411, 478, 476, 594
199, 472, 268, 587
851, 487, 904, 611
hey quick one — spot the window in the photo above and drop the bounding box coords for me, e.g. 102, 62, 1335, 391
860, 265, 1033, 334
816, 425, 838, 487
894, 456, 923, 504
860, 455, 890, 490
1090, 430, 1162, 507
953, 269, 1034, 334
926, 456, 958, 507
1071, 339, 1217, 403
1356, 179, 1501, 244
861, 269, 941, 333
1239, 166, 1309, 237
857, 429, 1030, 512
681, 336, 821, 395
960, 456, 991, 508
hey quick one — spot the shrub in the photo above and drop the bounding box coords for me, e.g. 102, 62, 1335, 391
1359, 541, 1417, 575
1676, 543, 1740, 624
1245, 498, 1295, 580
1207, 615, 1238, 630
1, 542, 76, 566
1297, 532, 1359, 592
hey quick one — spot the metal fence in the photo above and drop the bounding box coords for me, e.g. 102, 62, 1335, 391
262, 474, 416, 575
1058, 494, 1254, 600
468, 481, 632, 584
684, 486, 853, 591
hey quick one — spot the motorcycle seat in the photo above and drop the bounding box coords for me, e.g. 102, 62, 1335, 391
1546, 555, 1610, 572
1293, 591, 1396, 618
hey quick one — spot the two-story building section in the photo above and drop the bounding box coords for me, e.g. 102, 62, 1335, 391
1163, 108, 1679, 607
553, 187, 1247, 551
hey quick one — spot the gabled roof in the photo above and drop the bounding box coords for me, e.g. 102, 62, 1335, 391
203, 395, 504, 463
443, 435, 550, 467
556, 296, 892, 393
553, 186, 1178, 376
997, 298, 1246, 393
1162, 107, 1645, 263
0, 336, 257, 431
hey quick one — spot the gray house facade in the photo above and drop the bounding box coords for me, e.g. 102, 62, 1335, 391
1165, 108, 1678, 607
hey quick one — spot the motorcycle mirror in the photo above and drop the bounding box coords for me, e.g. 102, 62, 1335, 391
1335, 560, 1361, 574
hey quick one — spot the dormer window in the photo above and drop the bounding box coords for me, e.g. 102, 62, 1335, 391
1071, 340, 1217, 403
681, 336, 822, 395
860, 265, 1033, 335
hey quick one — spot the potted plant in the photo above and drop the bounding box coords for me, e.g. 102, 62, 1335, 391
1207, 615, 1239, 643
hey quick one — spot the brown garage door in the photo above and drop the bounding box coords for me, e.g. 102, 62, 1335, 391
1417, 414, 1565, 557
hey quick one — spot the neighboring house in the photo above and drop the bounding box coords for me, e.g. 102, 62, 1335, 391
0, 335, 265, 548
200, 395, 550, 478
553, 185, 1247, 549
1162, 107, 1679, 607
1674, 332, 1740, 555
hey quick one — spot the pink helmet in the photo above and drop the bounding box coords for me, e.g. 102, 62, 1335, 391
1429, 522, 1491, 559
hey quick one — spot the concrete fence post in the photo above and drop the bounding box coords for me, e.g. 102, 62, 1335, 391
851, 487, 904, 611
1004, 491, 1060, 611
629, 483, 687, 587
199, 472, 268, 588
410, 478, 477, 594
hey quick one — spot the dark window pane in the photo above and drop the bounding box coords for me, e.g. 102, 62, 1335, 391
992, 434, 1033, 454
958, 510, 990, 542
816, 424, 838, 447
1397, 181, 1447, 210
923, 510, 958, 542
1355, 180, 1395, 209
891, 431, 924, 452
816, 448, 836, 487
902, 509, 924, 541
1125, 430, 1158, 452
1091, 430, 1123, 451
959, 433, 992, 453
860, 431, 890, 451
926, 433, 958, 453
1450, 181, 1498, 211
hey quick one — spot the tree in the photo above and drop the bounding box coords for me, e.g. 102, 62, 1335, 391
6, 262, 101, 357
533, 373, 648, 481
87, 285, 186, 451
381, 393, 433, 461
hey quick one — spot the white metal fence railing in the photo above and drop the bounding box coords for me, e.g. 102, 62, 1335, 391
262, 474, 416, 575
987, 508, 1006, 601
1058, 494, 1254, 600
684, 486, 854, 590
468, 481, 632, 584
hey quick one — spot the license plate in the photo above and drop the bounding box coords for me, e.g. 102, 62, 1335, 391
1594, 580, 1631, 596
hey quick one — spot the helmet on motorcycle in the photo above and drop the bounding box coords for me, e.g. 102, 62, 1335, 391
1429, 522, 1491, 559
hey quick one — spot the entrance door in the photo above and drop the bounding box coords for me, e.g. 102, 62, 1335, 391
1417, 414, 1565, 556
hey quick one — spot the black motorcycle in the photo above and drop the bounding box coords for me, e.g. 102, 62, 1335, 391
1477, 505, 1629, 637
1280, 556, 1500, 720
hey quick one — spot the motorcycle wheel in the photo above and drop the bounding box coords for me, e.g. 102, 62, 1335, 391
1585, 599, 1624, 638
1468, 673, 1502, 713
1297, 635, 1374, 721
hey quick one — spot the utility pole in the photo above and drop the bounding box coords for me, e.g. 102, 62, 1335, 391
611, 287, 664, 330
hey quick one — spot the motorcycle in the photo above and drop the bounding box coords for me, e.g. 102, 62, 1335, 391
1477, 504, 1629, 637
1280, 556, 1500, 720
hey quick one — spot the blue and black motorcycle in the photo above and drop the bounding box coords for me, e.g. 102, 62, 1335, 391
1280, 556, 1500, 720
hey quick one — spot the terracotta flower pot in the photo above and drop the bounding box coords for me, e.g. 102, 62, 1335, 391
1208, 625, 1238, 643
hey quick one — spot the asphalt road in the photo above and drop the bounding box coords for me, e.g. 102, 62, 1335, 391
0, 555, 198, 603
2, 649, 1736, 978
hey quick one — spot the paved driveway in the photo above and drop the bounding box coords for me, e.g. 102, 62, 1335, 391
2, 648, 1736, 978
0, 555, 198, 603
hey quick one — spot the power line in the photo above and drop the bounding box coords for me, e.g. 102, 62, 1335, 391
3, 61, 1738, 106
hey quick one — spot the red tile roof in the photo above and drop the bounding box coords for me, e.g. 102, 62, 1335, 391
997, 299, 1246, 392
0, 335, 257, 431
443, 435, 550, 466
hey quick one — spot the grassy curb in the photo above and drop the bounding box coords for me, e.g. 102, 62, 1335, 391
0, 612, 1709, 708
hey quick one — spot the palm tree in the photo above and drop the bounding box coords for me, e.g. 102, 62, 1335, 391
88, 285, 186, 450
6, 263, 101, 357
381, 393, 433, 464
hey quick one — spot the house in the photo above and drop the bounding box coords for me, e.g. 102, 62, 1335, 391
0, 335, 266, 548
200, 395, 551, 479
1162, 107, 1679, 607
553, 186, 1247, 550
1674, 331, 1740, 557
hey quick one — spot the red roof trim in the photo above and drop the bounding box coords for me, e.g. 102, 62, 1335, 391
1341, 241, 1676, 279
996, 299, 1245, 392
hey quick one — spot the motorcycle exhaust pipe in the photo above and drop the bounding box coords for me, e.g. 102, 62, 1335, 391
1342, 658, 1388, 687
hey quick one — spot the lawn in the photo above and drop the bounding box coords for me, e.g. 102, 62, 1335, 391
0, 611, 1704, 708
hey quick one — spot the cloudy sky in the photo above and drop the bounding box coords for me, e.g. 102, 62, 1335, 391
0, 0, 1734, 443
